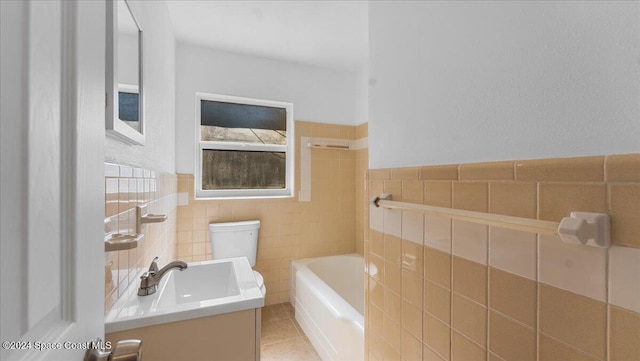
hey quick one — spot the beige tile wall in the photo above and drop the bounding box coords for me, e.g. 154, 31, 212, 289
176, 121, 369, 306
365, 154, 640, 361
355, 123, 369, 256
104, 163, 178, 313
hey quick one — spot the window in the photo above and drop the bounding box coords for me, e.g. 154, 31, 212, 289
196, 93, 294, 199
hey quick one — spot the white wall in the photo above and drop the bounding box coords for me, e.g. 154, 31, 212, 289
369, 1, 640, 168
355, 64, 369, 128
105, 0, 176, 173
175, 43, 359, 174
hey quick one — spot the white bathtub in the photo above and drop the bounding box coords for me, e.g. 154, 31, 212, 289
290, 254, 364, 361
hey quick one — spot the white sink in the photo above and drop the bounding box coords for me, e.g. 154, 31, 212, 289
105, 257, 264, 333
156, 261, 240, 307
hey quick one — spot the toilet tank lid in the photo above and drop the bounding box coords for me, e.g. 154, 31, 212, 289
208, 220, 261, 232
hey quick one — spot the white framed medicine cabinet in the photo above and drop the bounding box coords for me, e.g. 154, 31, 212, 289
106, 0, 145, 145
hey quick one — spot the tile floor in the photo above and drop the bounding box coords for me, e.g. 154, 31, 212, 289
260, 302, 321, 361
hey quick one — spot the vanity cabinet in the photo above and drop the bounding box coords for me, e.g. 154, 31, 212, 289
106, 308, 261, 361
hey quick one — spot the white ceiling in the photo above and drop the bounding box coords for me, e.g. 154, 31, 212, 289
165, 0, 368, 72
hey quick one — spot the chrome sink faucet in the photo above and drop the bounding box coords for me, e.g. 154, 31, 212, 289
138, 257, 188, 296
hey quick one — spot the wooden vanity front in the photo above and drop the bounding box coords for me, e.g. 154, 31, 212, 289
106, 308, 261, 361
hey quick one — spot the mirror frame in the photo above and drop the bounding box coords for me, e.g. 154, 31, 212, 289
106, 0, 145, 145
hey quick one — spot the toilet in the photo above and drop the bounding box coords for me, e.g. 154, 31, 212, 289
208, 220, 266, 296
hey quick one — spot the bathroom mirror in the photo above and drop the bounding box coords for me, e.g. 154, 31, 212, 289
106, 0, 145, 145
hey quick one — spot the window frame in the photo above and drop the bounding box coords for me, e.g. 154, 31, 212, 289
195, 92, 294, 199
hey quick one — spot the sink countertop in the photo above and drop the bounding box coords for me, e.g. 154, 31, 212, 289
105, 257, 264, 333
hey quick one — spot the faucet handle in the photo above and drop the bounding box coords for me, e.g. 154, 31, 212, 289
137, 271, 157, 296
148, 256, 160, 273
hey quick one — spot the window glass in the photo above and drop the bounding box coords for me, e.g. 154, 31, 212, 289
202, 150, 286, 190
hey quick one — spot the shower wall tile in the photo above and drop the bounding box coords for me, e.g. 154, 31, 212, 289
385, 261, 401, 295
384, 314, 402, 353
489, 182, 536, 219
369, 230, 384, 257
538, 183, 607, 222
366, 153, 640, 361
391, 167, 420, 180
609, 306, 640, 361
538, 334, 598, 361
383, 342, 400, 361
538, 234, 607, 301
383, 208, 402, 238
424, 248, 451, 289
401, 269, 422, 307
424, 181, 452, 208
539, 283, 606, 360
401, 300, 422, 340
369, 304, 384, 338
370, 169, 391, 180
370, 204, 383, 232
401, 328, 422, 360
452, 182, 488, 212
424, 215, 451, 253
608, 246, 640, 313
452, 256, 487, 306
423, 345, 446, 361
369, 333, 383, 361
452, 220, 488, 264
420, 165, 458, 181
424, 280, 451, 324
355, 144, 368, 256
451, 331, 485, 361
384, 234, 402, 266
605, 153, 640, 182
452, 293, 486, 347
401, 239, 423, 274
401, 211, 423, 245
608, 183, 640, 248
489, 268, 536, 328
355, 122, 368, 139
459, 161, 514, 181
489, 311, 536, 361
368, 254, 384, 283
514, 156, 604, 182
424, 312, 451, 360
488, 227, 536, 280
383, 180, 402, 201
385, 288, 401, 321
401, 180, 424, 204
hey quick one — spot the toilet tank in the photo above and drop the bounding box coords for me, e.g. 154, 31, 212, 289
208, 220, 260, 267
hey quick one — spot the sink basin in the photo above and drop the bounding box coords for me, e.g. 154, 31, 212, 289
105, 257, 264, 333
156, 261, 240, 307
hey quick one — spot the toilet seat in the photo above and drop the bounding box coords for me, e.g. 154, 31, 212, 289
253, 271, 266, 296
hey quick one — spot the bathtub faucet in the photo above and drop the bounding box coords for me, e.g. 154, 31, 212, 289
138, 257, 188, 296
